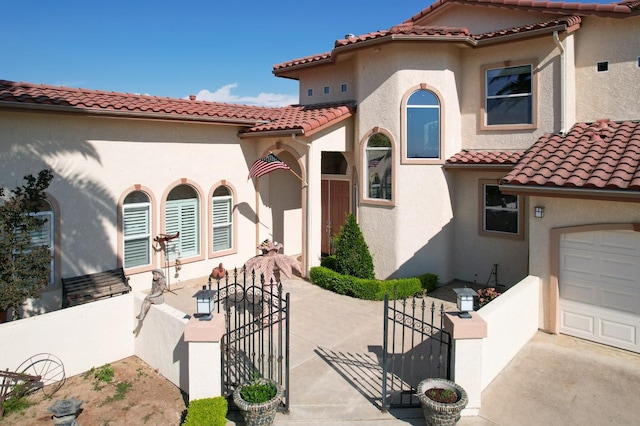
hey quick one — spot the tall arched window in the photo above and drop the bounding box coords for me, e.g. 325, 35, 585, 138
212, 186, 233, 252
366, 133, 392, 200
165, 185, 200, 260
122, 191, 151, 268
31, 200, 54, 284
406, 89, 440, 159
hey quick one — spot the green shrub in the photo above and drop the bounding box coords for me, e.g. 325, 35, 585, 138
320, 255, 337, 271
183, 396, 228, 426
333, 214, 374, 279
239, 375, 277, 404
418, 273, 439, 293
309, 267, 421, 301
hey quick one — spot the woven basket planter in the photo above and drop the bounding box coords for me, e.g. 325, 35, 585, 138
232, 379, 283, 426
416, 378, 468, 426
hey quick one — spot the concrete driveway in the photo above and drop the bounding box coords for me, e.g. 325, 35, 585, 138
164, 276, 640, 425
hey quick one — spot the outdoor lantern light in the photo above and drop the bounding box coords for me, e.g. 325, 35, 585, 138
534, 206, 545, 218
193, 285, 215, 321
454, 288, 477, 319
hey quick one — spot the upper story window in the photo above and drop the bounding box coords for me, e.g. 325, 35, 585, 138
212, 186, 233, 253
405, 89, 441, 160
480, 181, 523, 239
165, 185, 200, 260
122, 191, 152, 269
341, 83, 348, 93
324, 86, 330, 95
307, 88, 313, 97
365, 132, 392, 201
484, 63, 534, 127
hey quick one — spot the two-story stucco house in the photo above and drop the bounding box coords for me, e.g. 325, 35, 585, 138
1, 0, 639, 353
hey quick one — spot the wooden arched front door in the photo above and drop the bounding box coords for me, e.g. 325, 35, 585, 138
321, 179, 350, 255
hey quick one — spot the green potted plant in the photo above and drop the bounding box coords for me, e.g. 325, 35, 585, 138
416, 378, 468, 426
232, 373, 283, 426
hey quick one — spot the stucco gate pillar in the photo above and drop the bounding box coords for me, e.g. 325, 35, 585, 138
183, 314, 226, 401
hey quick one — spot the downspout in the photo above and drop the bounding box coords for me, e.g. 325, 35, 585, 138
553, 31, 565, 134
292, 133, 312, 276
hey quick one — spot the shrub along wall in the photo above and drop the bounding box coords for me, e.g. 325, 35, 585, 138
309, 266, 423, 300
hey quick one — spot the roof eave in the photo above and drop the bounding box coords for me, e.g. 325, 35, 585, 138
499, 184, 640, 202
0, 101, 265, 126
444, 163, 516, 171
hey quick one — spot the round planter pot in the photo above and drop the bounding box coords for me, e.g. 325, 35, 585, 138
232, 379, 283, 426
416, 378, 468, 426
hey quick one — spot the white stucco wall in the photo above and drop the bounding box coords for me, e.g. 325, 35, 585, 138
0, 110, 268, 308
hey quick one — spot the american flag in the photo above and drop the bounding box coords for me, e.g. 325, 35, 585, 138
248, 153, 291, 179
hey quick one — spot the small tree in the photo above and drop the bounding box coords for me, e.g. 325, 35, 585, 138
333, 214, 375, 279
0, 170, 54, 320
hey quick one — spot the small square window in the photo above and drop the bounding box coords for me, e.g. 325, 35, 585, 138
596, 61, 609, 72
637, 57, 640, 68
307, 89, 313, 97
341, 83, 348, 93
324, 86, 330, 95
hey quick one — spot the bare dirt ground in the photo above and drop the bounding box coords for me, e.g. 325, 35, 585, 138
2, 356, 188, 425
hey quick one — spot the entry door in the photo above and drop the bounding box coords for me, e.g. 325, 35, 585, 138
321, 180, 350, 254
559, 230, 640, 353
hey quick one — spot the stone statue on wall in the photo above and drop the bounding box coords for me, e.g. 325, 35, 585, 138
136, 269, 167, 322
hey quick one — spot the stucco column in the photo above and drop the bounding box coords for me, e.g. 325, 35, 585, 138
184, 314, 225, 401
443, 312, 487, 416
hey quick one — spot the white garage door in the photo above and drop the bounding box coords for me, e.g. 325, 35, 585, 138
559, 229, 640, 353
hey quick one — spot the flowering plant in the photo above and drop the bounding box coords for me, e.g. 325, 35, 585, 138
476, 287, 501, 308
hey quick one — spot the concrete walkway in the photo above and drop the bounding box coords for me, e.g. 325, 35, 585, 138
164, 276, 640, 425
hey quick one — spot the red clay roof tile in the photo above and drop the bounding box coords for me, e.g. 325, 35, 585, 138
502, 120, 640, 191
446, 150, 525, 166
0, 80, 355, 136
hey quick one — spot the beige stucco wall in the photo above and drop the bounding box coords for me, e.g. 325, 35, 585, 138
451, 170, 529, 287
528, 196, 640, 331
574, 17, 640, 122
298, 59, 356, 106
0, 110, 272, 305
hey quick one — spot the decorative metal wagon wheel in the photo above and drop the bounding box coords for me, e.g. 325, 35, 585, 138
1, 353, 66, 416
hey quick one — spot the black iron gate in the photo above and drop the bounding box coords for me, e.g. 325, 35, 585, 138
213, 268, 290, 412
382, 292, 451, 410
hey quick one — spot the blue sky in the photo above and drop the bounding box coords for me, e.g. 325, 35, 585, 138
3, 0, 613, 107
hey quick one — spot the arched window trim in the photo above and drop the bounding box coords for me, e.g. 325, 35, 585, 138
401, 84, 445, 165
117, 185, 158, 274
360, 127, 396, 206
209, 181, 238, 258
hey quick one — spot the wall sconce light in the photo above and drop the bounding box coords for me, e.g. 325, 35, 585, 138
534, 206, 545, 218
454, 288, 477, 319
193, 285, 215, 321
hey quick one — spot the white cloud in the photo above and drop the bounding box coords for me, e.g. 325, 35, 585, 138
191, 83, 298, 107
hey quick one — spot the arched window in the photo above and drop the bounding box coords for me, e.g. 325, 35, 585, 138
212, 186, 233, 252
165, 185, 200, 260
31, 200, 54, 284
122, 191, 151, 268
406, 89, 440, 159
366, 133, 392, 200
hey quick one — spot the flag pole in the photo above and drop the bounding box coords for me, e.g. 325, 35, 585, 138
288, 168, 305, 184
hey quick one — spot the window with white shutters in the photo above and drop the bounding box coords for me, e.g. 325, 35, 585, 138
123, 191, 151, 268
212, 186, 233, 252
165, 185, 200, 260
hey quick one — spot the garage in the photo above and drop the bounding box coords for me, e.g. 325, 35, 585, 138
559, 229, 640, 353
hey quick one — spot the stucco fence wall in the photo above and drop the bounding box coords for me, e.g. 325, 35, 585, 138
477, 275, 541, 390
0, 292, 189, 393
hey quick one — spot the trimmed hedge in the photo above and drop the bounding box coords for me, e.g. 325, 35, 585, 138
418, 273, 439, 293
182, 396, 228, 426
309, 266, 422, 300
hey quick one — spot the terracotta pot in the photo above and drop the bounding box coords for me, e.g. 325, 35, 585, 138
416, 378, 468, 426
232, 378, 283, 426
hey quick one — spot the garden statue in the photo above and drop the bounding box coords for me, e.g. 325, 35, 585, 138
210, 262, 226, 281
136, 269, 167, 322
244, 239, 301, 286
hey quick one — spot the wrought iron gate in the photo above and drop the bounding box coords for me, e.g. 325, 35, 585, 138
382, 292, 451, 410
213, 268, 290, 412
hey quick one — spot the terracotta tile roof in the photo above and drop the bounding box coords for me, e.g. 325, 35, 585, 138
405, 0, 639, 24
240, 101, 356, 136
446, 150, 525, 167
274, 16, 580, 73
0, 79, 281, 124
502, 120, 640, 191
0, 80, 355, 137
